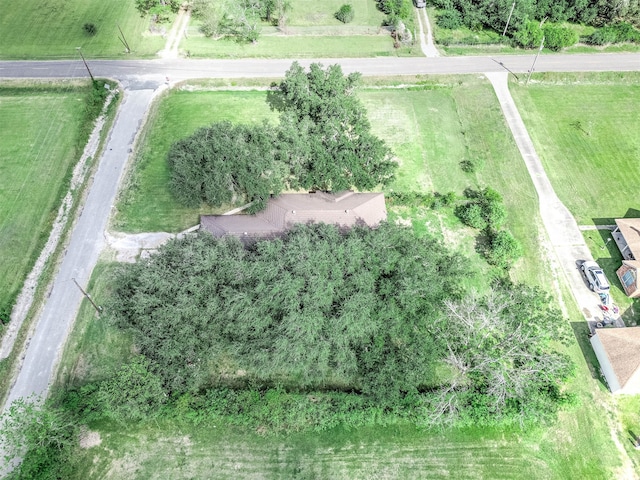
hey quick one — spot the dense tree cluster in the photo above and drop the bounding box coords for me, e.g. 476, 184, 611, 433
168, 62, 397, 211
106, 223, 460, 398
191, 0, 292, 41
269, 62, 396, 192
169, 121, 286, 212
102, 223, 573, 427
433, 0, 640, 48
135, 0, 180, 23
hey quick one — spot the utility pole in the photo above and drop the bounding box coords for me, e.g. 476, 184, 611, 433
526, 36, 544, 86
72, 278, 102, 315
75, 47, 95, 82
503, 1, 516, 36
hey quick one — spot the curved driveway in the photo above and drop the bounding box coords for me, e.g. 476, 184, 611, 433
1, 52, 639, 410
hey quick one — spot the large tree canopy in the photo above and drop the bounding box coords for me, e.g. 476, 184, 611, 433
269, 62, 397, 191
107, 223, 462, 397
168, 121, 286, 212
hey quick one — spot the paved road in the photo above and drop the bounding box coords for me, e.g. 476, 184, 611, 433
1, 52, 638, 410
4, 88, 158, 407
0, 53, 639, 86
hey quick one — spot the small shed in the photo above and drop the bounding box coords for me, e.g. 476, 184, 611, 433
590, 327, 640, 394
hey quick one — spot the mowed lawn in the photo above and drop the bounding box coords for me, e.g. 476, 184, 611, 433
359, 78, 544, 286
0, 85, 89, 322
55, 263, 626, 479
510, 72, 640, 226
183, 35, 400, 59
0, 0, 165, 59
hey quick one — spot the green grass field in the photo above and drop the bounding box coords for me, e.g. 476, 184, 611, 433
0, 83, 92, 327
0, 0, 165, 59
183, 34, 404, 58
53, 261, 629, 479
510, 72, 640, 226
286, 0, 385, 26
359, 80, 544, 286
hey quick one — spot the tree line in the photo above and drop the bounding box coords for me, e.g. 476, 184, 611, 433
433, 0, 640, 49
169, 62, 397, 212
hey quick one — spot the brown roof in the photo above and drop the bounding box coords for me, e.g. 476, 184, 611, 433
200, 191, 387, 241
595, 327, 640, 389
615, 218, 640, 260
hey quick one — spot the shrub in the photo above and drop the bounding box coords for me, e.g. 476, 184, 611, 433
437, 9, 463, 29
460, 158, 484, 173
455, 187, 506, 230
456, 203, 487, 229
0, 301, 11, 325
543, 23, 578, 51
514, 20, 544, 48
484, 229, 522, 269
335, 4, 355, 23
586, 22, 640, 45
83, 23, 97, 36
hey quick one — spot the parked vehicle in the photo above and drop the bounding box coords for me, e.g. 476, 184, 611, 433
414, 0, 426, 7
581, 260, 610, 292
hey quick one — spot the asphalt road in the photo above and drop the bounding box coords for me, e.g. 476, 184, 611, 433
0, 53, 639, 87
0, 51, 638, 410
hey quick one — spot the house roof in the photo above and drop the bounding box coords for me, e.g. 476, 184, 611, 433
200, 191, 387, 241
594, 327, 640, 390
615, 218, 640, 259
617, 260, 640, 298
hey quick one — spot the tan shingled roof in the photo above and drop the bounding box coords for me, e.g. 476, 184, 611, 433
200, 191, 387, 241
595, 327, 640, 389
615, 218, 640, 259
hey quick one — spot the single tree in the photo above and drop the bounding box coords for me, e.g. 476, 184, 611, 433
268, 62, 397, 191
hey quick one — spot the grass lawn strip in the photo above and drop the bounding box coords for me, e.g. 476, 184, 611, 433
0, 85, 88, 329
0, 0, 165, 59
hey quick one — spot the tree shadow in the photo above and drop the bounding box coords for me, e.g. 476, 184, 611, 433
265, 85, 286, 113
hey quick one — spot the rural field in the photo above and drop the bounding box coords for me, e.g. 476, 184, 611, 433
0, 82, 95, 331
0, 0, 164, 59
183, 0, 414, 58
510, 72, 640, 226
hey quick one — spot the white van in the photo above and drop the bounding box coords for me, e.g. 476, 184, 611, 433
414, 0, 427, 7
